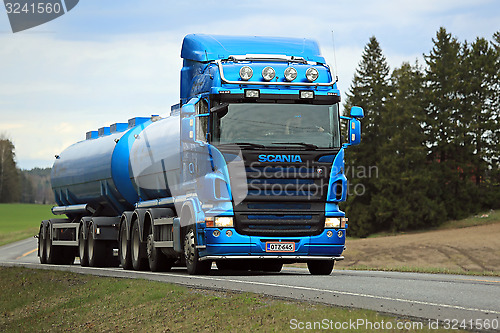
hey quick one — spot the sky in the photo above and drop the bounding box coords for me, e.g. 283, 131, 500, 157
0, 0, 499, 169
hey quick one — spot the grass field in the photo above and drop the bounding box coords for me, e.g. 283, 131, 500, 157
0, 267, 461, 333
0, 204, 53, 246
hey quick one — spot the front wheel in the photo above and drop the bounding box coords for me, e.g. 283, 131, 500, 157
184, 228, 211, 275
307, 260, 334, 275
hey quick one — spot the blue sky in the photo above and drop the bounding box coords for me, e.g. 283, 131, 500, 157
1, 0, 499, 169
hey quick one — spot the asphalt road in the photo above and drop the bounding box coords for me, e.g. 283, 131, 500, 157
1, 237, 499, 331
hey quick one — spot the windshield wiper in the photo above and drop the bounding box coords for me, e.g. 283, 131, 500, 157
220, 142, 266, 148
271, 142, 318, 149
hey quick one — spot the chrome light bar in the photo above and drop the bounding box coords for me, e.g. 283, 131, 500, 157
215, 59, 335, 87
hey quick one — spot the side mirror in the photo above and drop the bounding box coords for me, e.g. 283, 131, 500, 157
350, 106, 364, 119
348, 118, 361, 146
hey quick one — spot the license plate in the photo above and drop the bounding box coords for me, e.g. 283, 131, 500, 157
265, 242, 295, 252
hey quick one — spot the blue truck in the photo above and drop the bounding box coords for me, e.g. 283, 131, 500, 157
37, 34, 363, 275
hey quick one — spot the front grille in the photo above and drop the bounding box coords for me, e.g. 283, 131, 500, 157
221, 148, 336, 237
235, 211, 324, 236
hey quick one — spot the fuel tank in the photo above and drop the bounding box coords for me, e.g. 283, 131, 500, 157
129, 112, 182, 201
51, 118, 153, 216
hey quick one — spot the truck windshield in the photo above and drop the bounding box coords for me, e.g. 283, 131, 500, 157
211, 103, 341, 148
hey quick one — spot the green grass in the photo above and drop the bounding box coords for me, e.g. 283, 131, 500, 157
0, 267, 461, 332
0, 204, 53, 246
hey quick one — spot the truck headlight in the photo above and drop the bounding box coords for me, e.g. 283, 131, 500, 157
306, 67, 319, 82
215, 217, 234, 228
262, 67, 276, 81
240, 66, 253, 81
325, 217, 347, 229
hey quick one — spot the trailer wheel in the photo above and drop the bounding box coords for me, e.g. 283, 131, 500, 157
131, 219, 148, 270
184, 227, 211, 275
45, 225, 59, 264
119, 221, 132, 270
78, 224, 89, 267
38, 227, 47, 264
147, 225, 173, 272
87, 223, 106, 267
307, 260, 334, 275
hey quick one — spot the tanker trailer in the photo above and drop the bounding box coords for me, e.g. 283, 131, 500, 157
38, 34, 364, 275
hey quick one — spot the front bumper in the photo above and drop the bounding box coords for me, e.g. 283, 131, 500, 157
200, 227, 346, 262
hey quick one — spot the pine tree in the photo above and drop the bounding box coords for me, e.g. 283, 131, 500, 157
343, 36, 391, 237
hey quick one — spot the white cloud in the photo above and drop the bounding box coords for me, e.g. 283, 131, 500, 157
0, 32, 183, 169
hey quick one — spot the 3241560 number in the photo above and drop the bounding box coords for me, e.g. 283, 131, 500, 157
5, 2, 62, 15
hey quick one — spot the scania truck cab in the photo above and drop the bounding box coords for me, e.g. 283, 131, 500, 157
173, 34, 364, 274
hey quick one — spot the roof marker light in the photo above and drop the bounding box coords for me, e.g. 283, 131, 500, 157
284, 67, 298, 82
239, 66, 253, 81
262, 66, 276, 81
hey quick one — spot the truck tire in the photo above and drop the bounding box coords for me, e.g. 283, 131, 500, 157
147, 225, 173, 272
307, 260, 334, 275
131, 219, 148, 270
38, 228, 47, 264
45, 225, 59, 264
184, 227, 211, 275
87, 223, 106, 267
78, 224, 89, 267
119, 221, 132, 270
44, 222, 74, 265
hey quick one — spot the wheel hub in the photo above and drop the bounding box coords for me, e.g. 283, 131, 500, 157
184, 230, 196, 264
147, 234, 154, 260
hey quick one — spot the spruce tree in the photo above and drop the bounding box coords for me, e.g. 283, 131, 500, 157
489, 31, 500, 206
343, 36, 391, 237
424, 27, 475, 219
374, 62, 446, 231
460, 37, 499, 207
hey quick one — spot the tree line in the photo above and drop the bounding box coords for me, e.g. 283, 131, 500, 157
0, 135, 54, 204
344, 27, 500, 237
